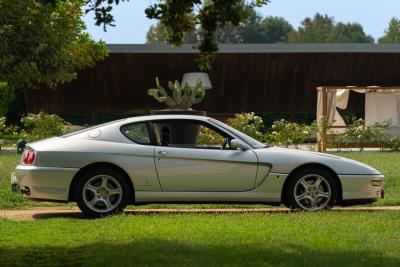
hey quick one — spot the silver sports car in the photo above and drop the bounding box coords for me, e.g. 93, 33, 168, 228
15, 115, 384, 217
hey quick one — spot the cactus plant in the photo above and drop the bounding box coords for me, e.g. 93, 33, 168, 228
148, 77, 205, 109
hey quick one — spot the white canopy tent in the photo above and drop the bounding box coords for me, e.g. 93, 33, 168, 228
316, 86, 400, 151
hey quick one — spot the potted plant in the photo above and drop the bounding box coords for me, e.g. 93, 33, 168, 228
148, 77, 207, 145
148, 77, 206, 115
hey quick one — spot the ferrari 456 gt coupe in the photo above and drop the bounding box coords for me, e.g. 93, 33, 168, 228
14, 115, 384, 217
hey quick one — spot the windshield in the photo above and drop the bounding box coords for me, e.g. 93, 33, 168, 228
208, 119, 267, 149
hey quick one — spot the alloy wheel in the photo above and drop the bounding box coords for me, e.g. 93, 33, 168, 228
82, 175, 123, 213
293, 174, 331, 211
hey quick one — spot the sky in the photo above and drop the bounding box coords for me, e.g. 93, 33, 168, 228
83, 0, 400, 44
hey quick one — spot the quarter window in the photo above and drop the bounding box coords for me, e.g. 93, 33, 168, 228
121, 122, 151, 144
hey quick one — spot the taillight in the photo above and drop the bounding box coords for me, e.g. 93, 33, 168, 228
23, 150, 36, 165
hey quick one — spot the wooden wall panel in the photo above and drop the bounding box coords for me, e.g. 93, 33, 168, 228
25, 52, 400, 116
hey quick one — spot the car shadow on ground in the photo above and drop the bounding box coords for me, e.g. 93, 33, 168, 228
31, 209, 292, 220
26, 206, 399, 220
32, 212, 89, 220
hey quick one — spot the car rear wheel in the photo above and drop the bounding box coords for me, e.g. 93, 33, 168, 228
284, 167, 338, 211
75, 168, 130, 217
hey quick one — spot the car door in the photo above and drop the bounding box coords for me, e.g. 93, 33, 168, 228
152, 119, 259, 192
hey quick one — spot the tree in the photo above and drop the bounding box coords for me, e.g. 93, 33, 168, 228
146, 23, 169, 44
146, 23, 197, 44
288, 13, 373, 43
259, 16, 294, 43
86, 0, 269, 71
379, 18, 400, 43
214, 6, 263, 43
0, 0, 107, 89
147, 8, 293, 45
288, 13, 335, 43
330, 23, 374, 43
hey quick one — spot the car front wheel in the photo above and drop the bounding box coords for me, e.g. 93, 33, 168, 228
284, 167, 338, 211
75, 168, 130, 217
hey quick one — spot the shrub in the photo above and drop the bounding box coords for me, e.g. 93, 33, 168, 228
266, 119, 316, 148
20, 112, 70, 141
198, 113, 266, 146
370, 121, 392, 151
198, 125, 225, 146
0, 117, 6, 135
227, 113, 266, 142
327, 133, 346, 152
344, 118, 369, 151
0, 116, 19, 137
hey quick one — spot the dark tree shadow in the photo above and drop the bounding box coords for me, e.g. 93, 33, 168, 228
0, 239, 399, 267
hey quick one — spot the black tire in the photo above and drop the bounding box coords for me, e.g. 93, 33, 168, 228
284, 167, 339, 211
75, 167, 131, 217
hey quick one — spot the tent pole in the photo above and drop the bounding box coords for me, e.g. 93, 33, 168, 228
320, 88, 328, 152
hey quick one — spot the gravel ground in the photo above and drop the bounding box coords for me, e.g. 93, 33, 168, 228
1, 206, 399, 221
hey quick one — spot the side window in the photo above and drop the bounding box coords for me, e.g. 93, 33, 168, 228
121, 122, 151, 144
152, 120, 229, 149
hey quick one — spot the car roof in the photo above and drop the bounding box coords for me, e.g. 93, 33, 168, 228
121, 114, 212, 124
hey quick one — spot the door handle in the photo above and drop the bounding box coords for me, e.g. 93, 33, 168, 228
158, 151, 168, 156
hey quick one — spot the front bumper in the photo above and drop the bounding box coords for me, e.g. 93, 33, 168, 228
338, 174, 384, 201
15, 165, 79, 201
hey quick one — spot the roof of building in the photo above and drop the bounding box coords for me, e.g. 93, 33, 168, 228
106, 43, 400, 54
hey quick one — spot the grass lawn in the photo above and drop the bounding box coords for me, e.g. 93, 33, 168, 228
0, 211, 399, 266
0, 151, 399, 209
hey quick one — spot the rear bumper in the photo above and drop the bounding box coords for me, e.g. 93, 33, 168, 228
15, 165, 79, 201
338, 174, 384, 200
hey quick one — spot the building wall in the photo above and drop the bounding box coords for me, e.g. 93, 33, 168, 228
25, 45, 400, 120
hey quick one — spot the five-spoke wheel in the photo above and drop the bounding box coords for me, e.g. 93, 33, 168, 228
285, 167, 338, 211
76, 168, 130, 217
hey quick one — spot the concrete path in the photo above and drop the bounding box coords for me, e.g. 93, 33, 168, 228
1, 206, 400, 221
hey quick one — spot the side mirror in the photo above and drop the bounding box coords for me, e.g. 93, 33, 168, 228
229, 139, 248, 150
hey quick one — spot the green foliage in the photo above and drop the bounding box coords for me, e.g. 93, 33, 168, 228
0, 117, 7, 135
20, 112, 70, 142
259, 16, 294, 43
214, 10, 294, 43
0, 84, 13, 117
227, 112, 266, 141
326, 118, 400, 152
87, 0, 269, 71
266, 119, 317, 148
198, 126, 225, 146
147, 9, 294, 45
379, 17, 400, 44
197, 113, 265, 145
148, 77, 205, 109
344, 118, 372, 151
146, 22, 197, 45
0, 0, 107, 89
1, 210, 400, 266
288, 13, 374, 43
0, 117, 19, 137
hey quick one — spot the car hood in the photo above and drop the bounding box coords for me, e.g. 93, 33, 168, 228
254, 146, 381, 175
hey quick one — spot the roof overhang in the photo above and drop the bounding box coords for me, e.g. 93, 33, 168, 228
106, 43, 400, 54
